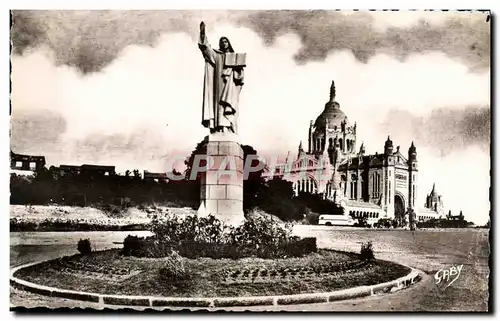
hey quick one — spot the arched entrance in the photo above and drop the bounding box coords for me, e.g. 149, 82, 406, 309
394, 194, 406, 226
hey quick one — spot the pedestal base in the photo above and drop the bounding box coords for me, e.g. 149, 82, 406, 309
198, 133, 245, 226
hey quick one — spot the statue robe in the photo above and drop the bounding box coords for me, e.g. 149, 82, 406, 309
198, 36, 245, 133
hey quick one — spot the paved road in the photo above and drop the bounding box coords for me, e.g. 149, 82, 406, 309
10, 227, 490, 311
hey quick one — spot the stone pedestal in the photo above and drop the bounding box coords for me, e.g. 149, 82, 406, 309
197, 133, 245, 226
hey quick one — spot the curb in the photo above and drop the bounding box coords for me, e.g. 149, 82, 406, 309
10, 260, 422, 308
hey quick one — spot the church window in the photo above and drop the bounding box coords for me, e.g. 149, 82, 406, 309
388, 181, 391, 201
340, 139, 343, 151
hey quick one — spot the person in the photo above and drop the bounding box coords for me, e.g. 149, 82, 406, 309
198, 21, 245, 134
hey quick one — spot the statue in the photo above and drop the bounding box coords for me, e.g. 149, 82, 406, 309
329, 80, 336, 102
198, 21, 246, 134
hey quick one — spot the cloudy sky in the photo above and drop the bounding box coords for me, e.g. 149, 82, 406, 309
10, 10, 490, 224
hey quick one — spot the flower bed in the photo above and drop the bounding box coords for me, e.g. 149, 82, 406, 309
14, 248, 411, 298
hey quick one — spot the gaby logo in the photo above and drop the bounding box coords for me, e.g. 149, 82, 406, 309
434, 264, 463, 289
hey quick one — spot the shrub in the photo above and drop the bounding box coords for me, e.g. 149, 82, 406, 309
77, 238, 92, 255
122, 235, 144, 256
121, 235, 174, 258
127, 214, 316, 259
177, 241, 245, 260
158, 251, 190, 283
280, 237, 317, 257
151, 214, 225, 244
360, 241, 374, 261
225, 215, 293, 247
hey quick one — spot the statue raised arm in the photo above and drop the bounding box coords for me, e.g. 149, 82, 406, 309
199, 21, 206, 42
198, 21, 246, 134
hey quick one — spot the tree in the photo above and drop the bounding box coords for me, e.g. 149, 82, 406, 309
133, 169, 141, 179
33, 166, 53, 182
184, 139, 208, 181
241, 144, 266, 212
296, 192, 342, 214
255, 178, 305, 221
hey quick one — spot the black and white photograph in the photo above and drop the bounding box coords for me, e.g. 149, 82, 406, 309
9, 8, 491, 312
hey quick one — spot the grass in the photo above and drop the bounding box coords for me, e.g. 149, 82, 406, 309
15, 248, 410, 298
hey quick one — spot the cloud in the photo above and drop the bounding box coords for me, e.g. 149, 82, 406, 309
10, 110, 66, 156
237, 10, 490, 71
11, 10, 206, 74
11, 10, 490, 74
378, 106, 490, 157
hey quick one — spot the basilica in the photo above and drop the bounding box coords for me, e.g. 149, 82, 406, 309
262, 81, 442, 224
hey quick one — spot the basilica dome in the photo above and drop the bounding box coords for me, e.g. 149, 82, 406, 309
314, 101, 350, 130
314, 81, 350, 130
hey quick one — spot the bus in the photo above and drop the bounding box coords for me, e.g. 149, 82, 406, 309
318, 214, 355, 226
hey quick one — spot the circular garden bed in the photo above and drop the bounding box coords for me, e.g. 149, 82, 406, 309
14, 248, 411, 298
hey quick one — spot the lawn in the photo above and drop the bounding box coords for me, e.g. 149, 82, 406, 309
15, 248, 410, 298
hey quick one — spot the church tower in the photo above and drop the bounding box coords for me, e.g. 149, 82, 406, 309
408, 141, 418, 211
308, 80, 356, 163
425, 183, 444, 214
298, 140, 305, 159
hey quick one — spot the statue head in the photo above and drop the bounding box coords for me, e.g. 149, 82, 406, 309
219, 37, 234, 53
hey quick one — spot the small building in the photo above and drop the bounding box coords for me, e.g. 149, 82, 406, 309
50, 164, 115, 179
10, 151, 46, 175
143, 171, 169, 183
57, 165, 81, 176
80, 164, 115, 177
446, 210, 465, 221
